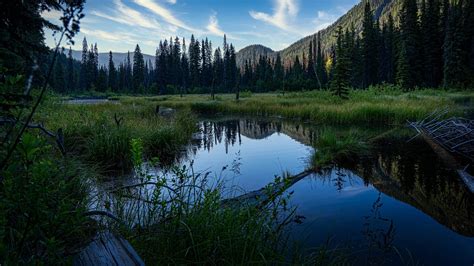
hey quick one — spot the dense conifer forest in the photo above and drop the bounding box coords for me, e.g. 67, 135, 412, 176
48, 0, 473, 97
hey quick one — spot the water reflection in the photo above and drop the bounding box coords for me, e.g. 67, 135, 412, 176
192, 118, 473, 238
362, 192, 396, 264
191, 118, 473, 264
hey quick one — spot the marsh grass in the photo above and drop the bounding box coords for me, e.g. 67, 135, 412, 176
36, 98, 197, 174
312, 129, 370, 167
147, 87, 473, 124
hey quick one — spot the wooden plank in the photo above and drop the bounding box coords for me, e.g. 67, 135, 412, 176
74, 232, 145, 266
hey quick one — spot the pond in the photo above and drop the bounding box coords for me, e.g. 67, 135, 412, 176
181, 117, 473, 265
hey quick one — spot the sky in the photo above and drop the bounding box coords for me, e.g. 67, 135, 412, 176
43, 0, 359, 55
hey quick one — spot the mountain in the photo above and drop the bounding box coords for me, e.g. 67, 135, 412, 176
237, 0, 403, 66
235, 45, 275, 67
69, 50, 156, 68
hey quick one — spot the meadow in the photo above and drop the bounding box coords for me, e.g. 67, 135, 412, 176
131, 87, 474, 125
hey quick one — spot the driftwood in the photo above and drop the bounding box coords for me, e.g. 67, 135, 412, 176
409, 111, 474, 192
222, 169, 314, 208
73, 232, 144, 266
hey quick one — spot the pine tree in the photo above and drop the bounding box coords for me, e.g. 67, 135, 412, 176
108, 51, 117, 91
125, 51, 132, 91
172, 37, 182, 86
54, 53, 65, 93
421, 0, 443, 87
181, 38, 190, 95
133, 44, 145, 92
223, 34, 229, 90
331, 27, 350, 99
274, 53, 284, 91
229, 44, 237, 92
96, 66, 107, 92
380, 15, 396, 84
361, 1, 378, 88
315, 32, 327, 89
212, 47, 224, 96
79, 37, 88, 90
67, 47, 75, 92
189, 35, 201, 88
397, 0, 422, 89
443, 1, 468, 87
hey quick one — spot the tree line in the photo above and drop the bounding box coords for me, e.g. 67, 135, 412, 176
49, 0, 473, 97
49, 35, 238, 95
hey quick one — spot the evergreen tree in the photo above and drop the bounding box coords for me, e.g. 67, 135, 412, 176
223, 34, 229, 89
421, 0, 443, 87
79, 37, 88, 90
181, 38, 190, 95
331, 27, 350, 99
67, 47, 75, 91
380, 15, 396, 84
189, 35, 201, 87
132, 44, 145, 92
274, 53, 284, 91
108, 51, 117, 91
53, 52, 65, 93
213, 47, 224, 94
397, 0, 422, 89
361, 1, 378, 88
229, 44, 238, 92
172, 37, 182, 86
125, 51, 132, 91
96, 66, 108, 92
315, 32, 327, 89
443, 1, 468, 87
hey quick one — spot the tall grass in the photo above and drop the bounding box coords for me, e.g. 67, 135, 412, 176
36, 98, 197, 174
312, 129, 370, 167
101, 139, 295, 264
149, 87, 473, 125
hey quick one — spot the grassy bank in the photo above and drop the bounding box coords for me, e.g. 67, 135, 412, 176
131, 87, 474, 125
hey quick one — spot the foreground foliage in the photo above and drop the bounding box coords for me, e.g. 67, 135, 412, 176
0, 133, 92, 264
105, 139, 296, 264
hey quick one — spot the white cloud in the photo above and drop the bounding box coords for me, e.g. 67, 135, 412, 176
312, 6, 351, 32
81, 28, 126, 42
91, 0, 161, 30
206, 14, 225, 36
166, 0, 177, 4
133, 0, 197, 32
249, 0, 299, 32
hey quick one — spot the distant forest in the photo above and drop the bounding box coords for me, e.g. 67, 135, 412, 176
48, 0, 474, 96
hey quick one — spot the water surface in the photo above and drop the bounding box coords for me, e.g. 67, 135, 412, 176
184, 117, 474, 265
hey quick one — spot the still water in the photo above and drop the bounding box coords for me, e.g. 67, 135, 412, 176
183, 117, 474, 265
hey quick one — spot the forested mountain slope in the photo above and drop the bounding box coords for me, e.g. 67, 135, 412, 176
237, 0, 408, 65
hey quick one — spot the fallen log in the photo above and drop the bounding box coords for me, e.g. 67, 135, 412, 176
221, 169, 314, 208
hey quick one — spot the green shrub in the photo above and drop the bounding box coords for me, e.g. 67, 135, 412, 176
0, 133, 92, 264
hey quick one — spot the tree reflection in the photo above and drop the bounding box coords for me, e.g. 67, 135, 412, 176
361, 192, 396, 265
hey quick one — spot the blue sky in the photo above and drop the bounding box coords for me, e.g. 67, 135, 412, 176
43, 0, 359, 55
